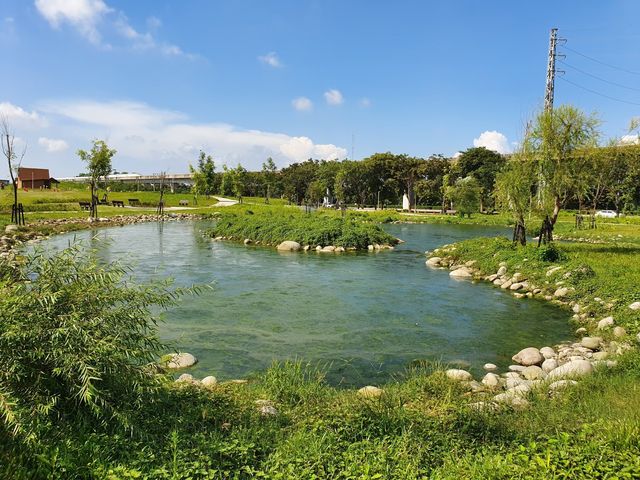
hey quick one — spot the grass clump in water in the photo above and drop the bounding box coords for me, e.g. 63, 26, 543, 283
208, 207, 399, 249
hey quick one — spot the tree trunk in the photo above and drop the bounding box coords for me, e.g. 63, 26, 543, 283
513, 217, 526, 246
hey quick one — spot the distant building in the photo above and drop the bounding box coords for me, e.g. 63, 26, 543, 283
16, 167, 59, 189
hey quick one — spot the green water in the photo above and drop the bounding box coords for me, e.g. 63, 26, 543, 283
43, 220, 571, 385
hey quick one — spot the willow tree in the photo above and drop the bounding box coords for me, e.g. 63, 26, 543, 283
494, 154, 535, 245
77, 140, 116, 220
526, 105, 600, 241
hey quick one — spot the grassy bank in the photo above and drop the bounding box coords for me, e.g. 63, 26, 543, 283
208, 206, 399, 249
2, 192, 640, 477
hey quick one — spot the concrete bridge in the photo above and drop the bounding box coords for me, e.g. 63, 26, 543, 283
58, 173, 194, 192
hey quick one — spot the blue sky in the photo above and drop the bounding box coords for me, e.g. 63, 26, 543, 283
1, 0, 640, 177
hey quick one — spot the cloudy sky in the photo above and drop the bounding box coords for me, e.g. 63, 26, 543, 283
1, 1, 640, 177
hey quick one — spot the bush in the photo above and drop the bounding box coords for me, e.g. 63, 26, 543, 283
0, 244, 194, 443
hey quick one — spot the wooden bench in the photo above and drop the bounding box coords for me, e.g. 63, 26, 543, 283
179, 200, 189, 206
79, 201, 91, 211
128, 198, 141, 206
112, 200, 125, 207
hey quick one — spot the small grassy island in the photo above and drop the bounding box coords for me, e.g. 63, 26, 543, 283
208, 207, 400, 250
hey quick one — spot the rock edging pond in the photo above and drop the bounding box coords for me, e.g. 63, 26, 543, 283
423, 242, 638, 410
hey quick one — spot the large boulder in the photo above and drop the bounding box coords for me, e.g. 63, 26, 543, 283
426, 257, 442, 267
597, 316, 615, 330
445, 369, 473, 381
522, 365, 546, 381
481, 373, 500, 388
512, 347, 544, 366
201, 376, 218, 388
165, 352, 198, 369
541, 358, 558, 373
548, 359, 593, 380
580, 337, 602, 350
277, 241, 301, 252
450, 267, 472, 279
540, 347, 556, 359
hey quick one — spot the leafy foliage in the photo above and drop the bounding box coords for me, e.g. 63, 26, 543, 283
0, 244, 191, 443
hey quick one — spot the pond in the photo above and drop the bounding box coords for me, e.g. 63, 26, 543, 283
40, 220, 572, 385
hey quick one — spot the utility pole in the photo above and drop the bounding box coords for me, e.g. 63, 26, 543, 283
544, 28, 566, 112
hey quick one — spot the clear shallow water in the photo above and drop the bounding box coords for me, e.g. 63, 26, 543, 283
40, 220, 571, 385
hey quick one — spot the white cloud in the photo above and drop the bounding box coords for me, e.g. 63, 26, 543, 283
38, 137, 69, 152
473, 130, 511, 154
292, 97, 313, 112
35, 0, 111, 45
0, 102, 45, 126
35, 0, 195, 58
620, 134, 640, 145
359, 97, 371, 108
258, 52, 282, 68
35, 99, 346, 172
324, 89, 344, 106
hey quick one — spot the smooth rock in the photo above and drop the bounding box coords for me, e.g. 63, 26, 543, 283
522, 365, 545, 381
450, 267, 472, 279
483, 363, 498, 371
176, 373, 195, 383
591, 351, 609, 361
201, 376, 218, 387
277, 241, 301, 252
542, 358, 558, 373
629, 301, 640, 311
512, 347, 544, 366
613, 326, 627, 338
509, 282, 524, 291
481, 373, 500, 388
575, 327, 587, 335
548, 359, 594, 379
426, 257, 442, 267
540, 347, 556, 359
497, 266, 507, 276
321, 245, 336, 252
4, 225, 18, 233
508, 365, 526, 372
500, 280, 513, 289
358, 386, 384, 398
554, 287, 569, 298
445, 369, 473, 381
166, 352, 198, 369
580, 337, 602, 350
335, 246, 345, 252
597, 316, 615, 330
244, 238, 252, 245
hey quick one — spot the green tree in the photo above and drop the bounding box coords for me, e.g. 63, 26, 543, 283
219, 164, 234, 196
526, 105, 600, 239
232, 164, 247, 201
456, 147, 506, 211
262, 157, 278, 203
495, 155, 536, 245
77, 140, 116, 219
189, 151, 216, 204
447, 176, 481, 218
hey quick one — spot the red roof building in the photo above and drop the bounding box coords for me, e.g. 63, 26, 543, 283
16, 167, 59, 189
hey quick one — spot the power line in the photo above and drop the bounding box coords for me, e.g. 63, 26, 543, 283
558, 76, 640, 106
558, 60, 640, 93
561, 45, 640, 76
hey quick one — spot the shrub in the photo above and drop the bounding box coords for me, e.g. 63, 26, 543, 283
0, 243, 194, 443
